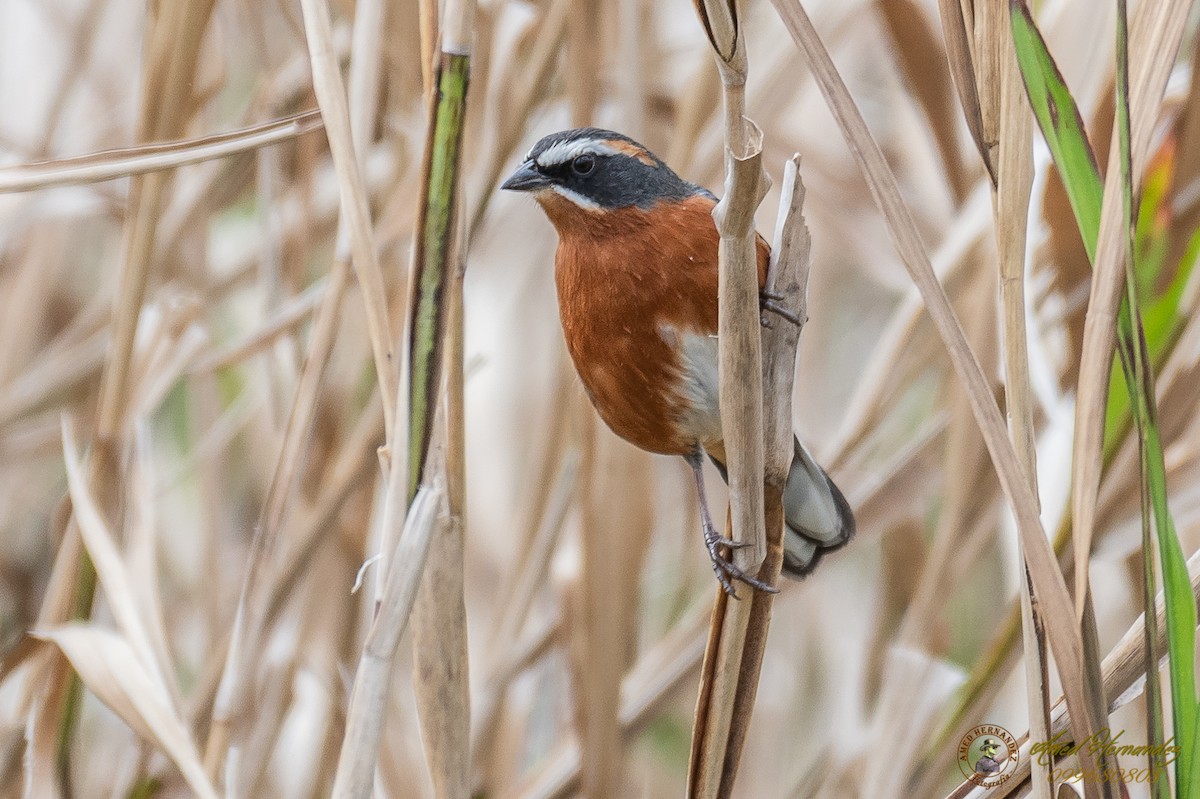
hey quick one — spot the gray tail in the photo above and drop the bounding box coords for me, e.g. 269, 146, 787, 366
709, 436, 854, 579
779, 437, 854, 578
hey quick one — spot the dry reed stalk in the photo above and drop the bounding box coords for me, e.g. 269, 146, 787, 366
686, 1, 771, 791
410, 178, 471, 799
402, 0, 475, 504
1068, 0, 1192, 619
207, 0, 390, 772
467, 0, 573, 236
35, 0, 106, 153
298, 0, 396, 440
993, 10, 1052, 796
0, 111, 323, 194
261, 392, 385, 631
971, 1, 1003, 176
93, 0, 215, 444
205, 241, 353, 776
34, 3, 216, 791
715, 158, 811, 793
613, 0, 646, 137
935, 0, 994, 183
330, 482, 446, 798
254, 139, 294, 431
767, 0, 1115, 789
419, 0, 439, 97
566, 0, 603, 126
570, 410, 653, 798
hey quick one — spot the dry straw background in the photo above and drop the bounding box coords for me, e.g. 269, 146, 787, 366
0, 0, 1198, 797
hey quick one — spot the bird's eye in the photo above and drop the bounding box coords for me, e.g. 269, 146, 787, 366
571, 155, 595, 176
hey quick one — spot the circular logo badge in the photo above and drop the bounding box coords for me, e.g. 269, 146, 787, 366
958, 724, 1019, 787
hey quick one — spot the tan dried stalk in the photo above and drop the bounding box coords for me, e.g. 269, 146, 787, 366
206, 0, 390, 775
330, 482, 447, 799
993, 11, 1052, 797
935, 0, 993, 182
37, 2, 217, 790
410, 178, 471, 799
686, 1, 772, 795
767, 0, 1114, 787
717, 157, 811, 790
1068, 0, 1193, 618
0, 111, 322, 194
297, 0, 396, 439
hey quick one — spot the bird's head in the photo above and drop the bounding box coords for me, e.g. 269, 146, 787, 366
500, 128, 708, 229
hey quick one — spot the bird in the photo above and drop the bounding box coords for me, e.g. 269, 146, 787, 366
501, 127, 854, 595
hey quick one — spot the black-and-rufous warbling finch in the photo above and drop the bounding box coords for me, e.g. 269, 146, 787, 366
501, 128, 854, 595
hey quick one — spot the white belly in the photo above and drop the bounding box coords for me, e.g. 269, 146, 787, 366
662, 325, 723, 449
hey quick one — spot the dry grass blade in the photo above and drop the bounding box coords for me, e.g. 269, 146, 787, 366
471, 447, 577, 778
206, 262, 353, 775
467, 0, 573, 235
95, 0, 216, 442
206, 0, 392, 764
44, 2, 217, 785
767, 0, 1113, 783
994, 11, 1051, 797
935, 0, 994, 183
59, 418, 162, 683
1068, 0, 1193, 620
971, 0, 1004, 174
32, 625, 218, 799
331, 481, 446, 799
192, 279, 326, 374
861, 648, 965, 797
0, 111, 322, 193
297, 0, 397, 440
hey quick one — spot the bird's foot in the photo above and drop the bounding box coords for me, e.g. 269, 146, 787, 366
702, 524, 779, 598
759, 289, 804, 329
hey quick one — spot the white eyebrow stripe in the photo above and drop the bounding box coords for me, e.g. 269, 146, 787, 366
535, 139, 623, 168
549, 184, 603, 211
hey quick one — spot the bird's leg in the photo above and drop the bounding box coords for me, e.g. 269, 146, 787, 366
684, 450, 779, 597
759, 289, 804, 328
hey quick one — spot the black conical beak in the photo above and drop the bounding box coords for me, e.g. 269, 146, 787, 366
501, 160, 550, 192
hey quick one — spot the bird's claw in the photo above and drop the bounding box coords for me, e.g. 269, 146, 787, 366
703, 527, 779, 598
759, 291, 803, 328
